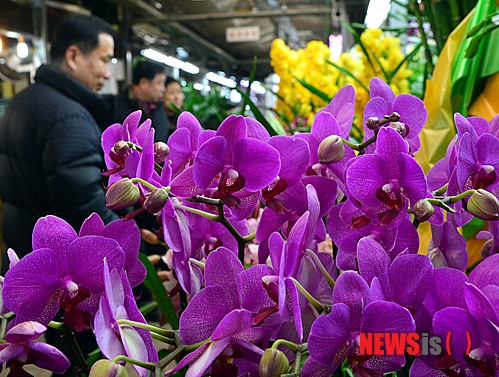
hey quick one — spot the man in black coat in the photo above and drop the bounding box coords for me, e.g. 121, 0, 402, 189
108, 60, 171, 142
0, 14, 118, 267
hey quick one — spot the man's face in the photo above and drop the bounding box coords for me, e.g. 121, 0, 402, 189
72, 33, 114, 92
141, 73, 166, 103
164, 82, 184, 110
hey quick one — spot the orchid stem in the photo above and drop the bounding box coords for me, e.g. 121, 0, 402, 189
242, 231, 256, 243
185, 338, 211, 353
183, 195, 249, 263
130, 177, 160, 192
116, 319, 175, 338
271, 339, 307, 353
189, 258, 206, 269
151, 332, 176, 345
446, 189, 475, 204
340, 135, 376, 153
174, 203, 218, 221
111, 355, 155, 371
293, 350, 302, 374
433, 183, 448, 196
289, 277, 325, 313
427, 198, 457, 213
157, 345, 184, 369
0, 312, 16, 340
305, 249, 336, 290
60, 323, 89, 376
48, 320, 64, 329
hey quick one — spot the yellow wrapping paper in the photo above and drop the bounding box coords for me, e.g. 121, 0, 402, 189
416, 3, 499, 266
415, 10, 475, 173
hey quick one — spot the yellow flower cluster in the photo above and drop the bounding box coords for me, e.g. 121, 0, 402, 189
270, 29, 413, 136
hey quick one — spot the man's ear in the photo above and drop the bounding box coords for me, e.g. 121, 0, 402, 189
64, 45, 81, 71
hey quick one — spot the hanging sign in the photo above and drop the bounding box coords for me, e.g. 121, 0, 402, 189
226, 26, 260, 42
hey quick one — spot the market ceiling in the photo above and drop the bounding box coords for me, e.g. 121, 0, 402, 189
2, 0, 369, 81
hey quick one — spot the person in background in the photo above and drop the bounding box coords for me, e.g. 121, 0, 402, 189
0, 13, 118, 375
109, 60, 170, 141
0, 13, 117, 265
163, 76, 184, 132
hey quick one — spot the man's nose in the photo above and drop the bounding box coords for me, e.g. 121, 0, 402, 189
104, 67, 112, 80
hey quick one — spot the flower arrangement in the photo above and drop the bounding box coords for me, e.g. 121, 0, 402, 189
1, 77, 498, 377
270, 29, 413, 137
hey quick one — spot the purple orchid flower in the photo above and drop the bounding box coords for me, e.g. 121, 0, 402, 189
166, 247, 277, 377
363, 77, 427, 153
1, 214, 137, 331
429, 281, 498, 376
192, 115, 281, 220
357, 237, 434, 315
456, 129, 499, 192
477, 220, 499, 258
102, 110, 156, 186
186, 202, 248, 259
428, 222, 468, 271
78, 213, 146, 287
346, 126, 442, 228
263, 210, 313, 343
413, 255, 499, 376
94, 259, 158, 377
303, 271, 416, 376
327, 202, 419, 270
0, 321, 70, 376
301, 110, 356, 193
167, 111, 207, 176
262, 135, 311, 214
317, 84, 356, 139
257, 176, 335, 263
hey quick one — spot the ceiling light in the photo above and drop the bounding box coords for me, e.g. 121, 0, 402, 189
16, 36, 28, 59
141, 48, 200, 75
365, 0, 391, 29
206, 72, 237, 88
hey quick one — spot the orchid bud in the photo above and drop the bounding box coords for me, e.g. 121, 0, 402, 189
89, 359, 128, 377
259, 348, 290, 377
106, 178, 140, 210
109, 141, 129, 165
467, 189, 499, 220
154, 142, 170, 163
143, 188, 169, 214
481, 238, 494, 258
389, 121, 409, 138
366, 117, 380, 131
387, 112, 401, 122
141, 229, 160, 245
412, 199, 435, 222
318, 135, 345, 164
113, 140, 130, 154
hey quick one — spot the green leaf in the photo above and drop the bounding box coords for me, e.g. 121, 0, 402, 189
343, 21, 376, 73
236, 88, 278, 136
86, 348, 102, 367
294, 76, 331, 103
386, 42, 423, 83
138, 253, 179, 329
325, 60, 369, 92
240, 56, 259, 116
462, 217, 485, 239
139, 300, 158, 317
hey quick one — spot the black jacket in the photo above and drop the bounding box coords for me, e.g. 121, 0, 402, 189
0, 64, 118, 262
102, 91, 172, 142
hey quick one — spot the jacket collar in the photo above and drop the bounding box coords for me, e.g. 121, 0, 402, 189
35, 64, 104, 119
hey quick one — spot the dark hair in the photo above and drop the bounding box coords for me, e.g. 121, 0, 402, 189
50, 14, 115, 62
132, 61, 165, 85
165, 76, 180, 87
